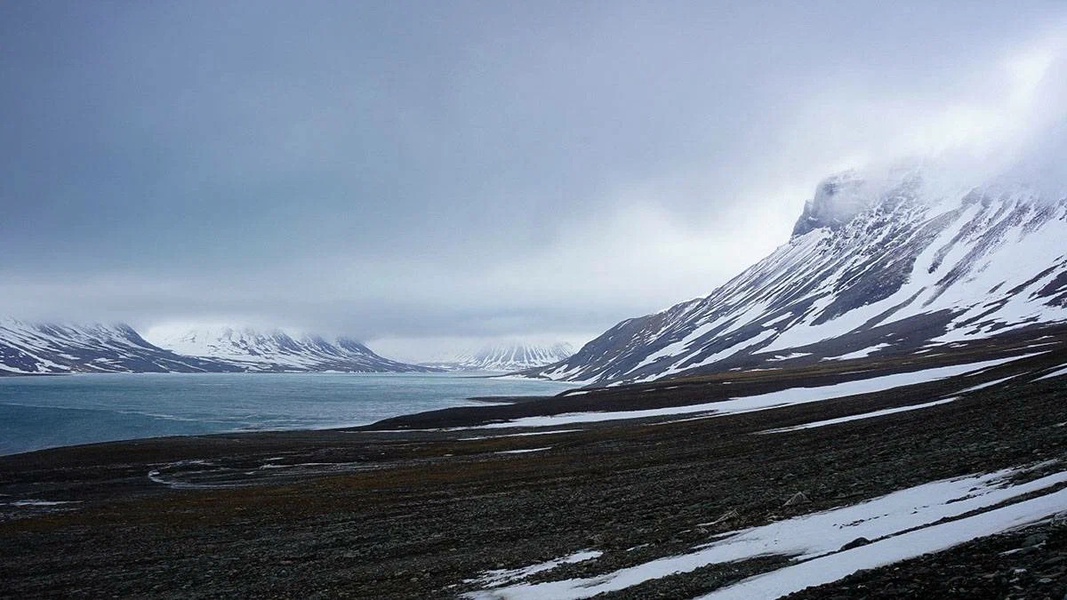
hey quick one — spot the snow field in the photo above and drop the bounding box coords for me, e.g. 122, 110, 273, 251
756, 397, 959, 434
468, 354, 1033, 430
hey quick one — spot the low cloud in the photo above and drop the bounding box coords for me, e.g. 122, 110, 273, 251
3, 4, 1067, 361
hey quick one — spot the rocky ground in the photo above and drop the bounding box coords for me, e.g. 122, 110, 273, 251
1, 329, 1066, 599
784, 518, 1067, 600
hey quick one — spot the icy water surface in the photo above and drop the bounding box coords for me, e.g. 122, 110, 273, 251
0, 372, 577, 456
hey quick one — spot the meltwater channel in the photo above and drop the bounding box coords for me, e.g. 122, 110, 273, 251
0, 372, 578, 456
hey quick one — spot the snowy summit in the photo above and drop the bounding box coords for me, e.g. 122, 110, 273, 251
421, 342, 575, 372
530, 169, 1067, 384
145, 326, 433, 373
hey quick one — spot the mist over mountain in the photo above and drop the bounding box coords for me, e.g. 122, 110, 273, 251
0, 320, 434, 375
527, 168, 1067, 384
420, 342, 574, 372
0, 319, 239, 375
144, 326, 434, 373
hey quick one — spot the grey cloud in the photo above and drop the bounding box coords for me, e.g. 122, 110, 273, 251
3, 2, 1067, 357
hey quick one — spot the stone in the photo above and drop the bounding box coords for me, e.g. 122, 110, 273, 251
1023, 533, 1047, 547
840, 536, 872, 551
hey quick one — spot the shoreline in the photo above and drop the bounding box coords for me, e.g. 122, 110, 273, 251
1, 332, 1065, 598
0, 372, 576, 459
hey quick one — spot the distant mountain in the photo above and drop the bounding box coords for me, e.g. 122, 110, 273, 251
147, 326, 436, 373
526, 170, 1067, 385
0, 319, 238, 375
423, 342, 575, 372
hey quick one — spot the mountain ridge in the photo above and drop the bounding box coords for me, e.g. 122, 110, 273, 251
0, 321, 432, 375
420, 341, 574, 372
145, 326, 436, 373
526, 172, 1067, 384
0, 319, 240, 375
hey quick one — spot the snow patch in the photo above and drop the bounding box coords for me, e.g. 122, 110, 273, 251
824, 344, 892, 361
467, 355, 1025, 429
1036, 365, 1067, 381
757, 398, 958, 433
494, 447, 551, 455
766, 352, 812, 362
465, 550, 602, 591
466, 466, 1067, 600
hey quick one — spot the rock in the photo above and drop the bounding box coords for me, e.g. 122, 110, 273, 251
1023, 533, 1047, 547
705, 509, 738, 526
783, 492, 810, 507
840, 536, 872, 551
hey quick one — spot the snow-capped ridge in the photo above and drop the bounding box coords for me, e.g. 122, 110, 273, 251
146, 325, 431, 373
791, 166, 936, 237
529, 173, 1067, 385
425, 341, 575, 372
0, 318, 238, 374
792, 170, 869, 236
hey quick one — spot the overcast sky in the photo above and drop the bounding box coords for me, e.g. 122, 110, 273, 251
2, 2, 1066, 361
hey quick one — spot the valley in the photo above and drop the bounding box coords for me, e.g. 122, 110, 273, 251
7, 5, 1067, 598
2, 325, 1065, 598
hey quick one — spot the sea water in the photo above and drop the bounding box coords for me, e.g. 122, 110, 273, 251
0, 372, 578, 456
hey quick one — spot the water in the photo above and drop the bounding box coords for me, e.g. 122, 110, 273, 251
0, 372, 578, 456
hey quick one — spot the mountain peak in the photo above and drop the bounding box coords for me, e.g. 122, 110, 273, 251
145, 325, 433, 373
791, 167, 928, 237
424, 341, 575, 372
0, 319, 239, 374
792, 171, 865, 236
530, 172, 1067, 385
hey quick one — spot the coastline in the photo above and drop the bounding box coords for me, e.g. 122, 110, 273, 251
0, 372, 575, 458
1, 333, 1065, 598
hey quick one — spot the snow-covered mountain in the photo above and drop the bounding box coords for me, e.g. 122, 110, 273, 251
422, 342, 575, 372
0, 319, 239, 375
528, 170, 1067, 385
147, 326, 435, 373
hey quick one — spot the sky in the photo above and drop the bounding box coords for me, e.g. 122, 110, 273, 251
2, 1, 1067, 362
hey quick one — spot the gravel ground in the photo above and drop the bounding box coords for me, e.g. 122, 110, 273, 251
1, 331, 1066, 599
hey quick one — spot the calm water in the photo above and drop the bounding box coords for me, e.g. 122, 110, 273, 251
0, 372, 577, 456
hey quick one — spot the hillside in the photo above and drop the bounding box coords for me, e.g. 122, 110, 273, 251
422, 342, 575, 372
2, 326, 1065, 598
146, 326, 436, 373
0, 319, 238, 375
528, 171, 1067, 384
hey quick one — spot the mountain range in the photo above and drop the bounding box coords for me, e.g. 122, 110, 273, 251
527, 169, 1067, 384
0, 319, 239, 375
0, 321, 429, 375
419, 342, 574, 372
7, 169, 1066, 384
146, 326, 435, 373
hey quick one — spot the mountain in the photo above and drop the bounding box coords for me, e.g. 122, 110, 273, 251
0, 319, 239, 375
422, 342, 575, 372
147, 326, 436, 373
527, 170, 1067, 385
